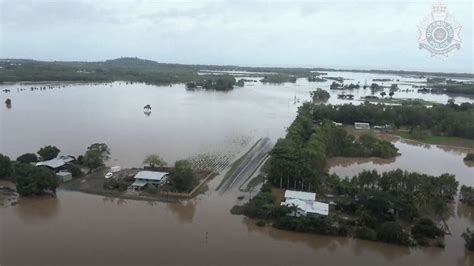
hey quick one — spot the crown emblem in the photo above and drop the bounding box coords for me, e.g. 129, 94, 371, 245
432, 5, 447, 21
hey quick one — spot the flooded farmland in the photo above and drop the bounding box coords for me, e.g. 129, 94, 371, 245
1, 72, 474, 265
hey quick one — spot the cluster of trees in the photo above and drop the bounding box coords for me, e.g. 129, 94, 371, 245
79, 143, 110, 173
0, 152, 58, 196
429, 83, 474, 96
0, 154, 12, 179
326, 169, 456, 246
464, 153, 474, 162
240, 173, 448, 247
260, 75, 297, 83
37, 145, 60, 160
462, 228, 474, 251
143, 154, 167, 168
267, 104, 398, 191
460, 185, 474, 206
0, 143, 111, 196
332, 169, 458, 215
311, 102, 474, 139
1, 147, 62, 196
13, 163, 58, 196
185, 76, 236, 91
168, 160, 198, 193
307, 76, 326, 82
310, 88, 330, 101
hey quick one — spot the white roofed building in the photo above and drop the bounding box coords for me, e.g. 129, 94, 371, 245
281, 190, 329, 217
36, 156, 74, 171
131, 171, 169, 189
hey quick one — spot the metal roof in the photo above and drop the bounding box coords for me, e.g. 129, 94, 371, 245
281, 198, 329, 216
36, 158, 66, 169
36, 156, 74, 169
311, 201, 329, 216
134, 171, 168, 181
284, 190, 316, 201
131, 180, 148, 187
56, 171, 72, 177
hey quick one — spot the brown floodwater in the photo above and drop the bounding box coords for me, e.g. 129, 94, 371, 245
329, 138, 474, 187
2, 77, 474, 265
1, 183, 474, 266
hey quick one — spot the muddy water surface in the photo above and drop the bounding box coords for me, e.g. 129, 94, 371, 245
2, 76, 474, 265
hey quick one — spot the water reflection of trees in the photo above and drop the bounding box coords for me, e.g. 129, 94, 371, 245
464, 160, 474, 168
15, 195, 60, 221
102, 196, 128, 206
456, 250, 474, 266
168, 200, 197, 224
242, 217, 411, 260
456, 203, 474, 223
328, 156, 396, 168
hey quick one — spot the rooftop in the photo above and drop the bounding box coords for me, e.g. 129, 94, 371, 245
284, 190, 316, 201
134, 171, 169, 181
281, 198, 329, 216
36, 156, 74, 169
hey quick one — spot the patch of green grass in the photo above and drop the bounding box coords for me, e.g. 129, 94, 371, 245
397, 132, 474, 148
363, 98, 436, 106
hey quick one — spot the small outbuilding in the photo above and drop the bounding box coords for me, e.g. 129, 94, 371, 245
56, 171, 72, 183
354, 122, 370, 130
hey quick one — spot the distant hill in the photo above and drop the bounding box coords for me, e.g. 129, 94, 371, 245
103, 57, 161, 67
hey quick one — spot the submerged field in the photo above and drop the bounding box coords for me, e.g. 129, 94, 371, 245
1, 72, 474, 265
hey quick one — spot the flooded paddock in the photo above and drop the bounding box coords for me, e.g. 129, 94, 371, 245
1, 73, 474, 265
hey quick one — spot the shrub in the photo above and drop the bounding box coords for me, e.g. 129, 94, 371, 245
376, 222, 411, 246
464, 153, 474, 162
462, 228, 474, 251
103, 178, 128, 191
411, 218, 444, 240
256, 220, 266, 227
0, 154, 12, 178
410, 127, 430, 140
65, 164, 83, 178
355, 226, 377, 241
460, 185, 474, 206
145, 184, 158, 194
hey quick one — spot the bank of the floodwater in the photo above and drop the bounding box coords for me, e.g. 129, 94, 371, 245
60, 168, 218, 203
393, 132, 474, 149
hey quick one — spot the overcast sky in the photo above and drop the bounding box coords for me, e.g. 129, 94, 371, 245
0, 0, 472, 72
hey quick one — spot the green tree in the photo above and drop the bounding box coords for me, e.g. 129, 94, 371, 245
390, 84, 399, 92
380, 91, 386, 98
462, 228, 474, 251
411, 217, 444, 240
16, 153, 38, 164
143, 154, 167, 168
168, 160, 197, 192
464, 153, 474, 162
0, 154, 12, 178
389, 91, 395, 98
376, 222, 411, 246
310, 88, 330, 102
13, 163, 58, 196
83, 143, 110, 172
37, 145, 60, 160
